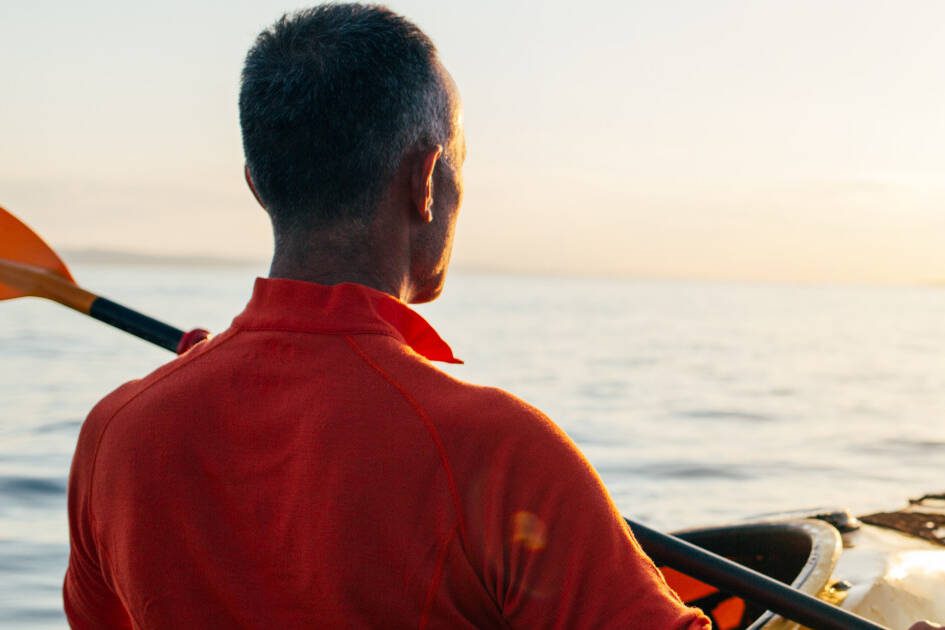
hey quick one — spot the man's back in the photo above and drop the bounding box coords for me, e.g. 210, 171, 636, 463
65, 278, 707, 628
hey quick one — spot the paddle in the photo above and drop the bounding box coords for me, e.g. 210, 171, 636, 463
0, 205, 886, 629
628, 519, 886, 630
0, 206, 208, 353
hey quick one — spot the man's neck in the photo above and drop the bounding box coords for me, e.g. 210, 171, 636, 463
268, 224, 412, 302
268, 259, 409, 300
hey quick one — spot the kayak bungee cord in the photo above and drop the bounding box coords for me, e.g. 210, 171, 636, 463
1, 204, 889, 629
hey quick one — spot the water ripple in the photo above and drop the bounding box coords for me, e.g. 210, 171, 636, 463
677, 409, 776, 422
0, 476, 66, 500
32, 419, 82, 434
855, 438, 945, 455
600, 462, 754, 480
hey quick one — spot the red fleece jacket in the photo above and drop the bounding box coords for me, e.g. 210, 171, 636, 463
64, 278, 709, 629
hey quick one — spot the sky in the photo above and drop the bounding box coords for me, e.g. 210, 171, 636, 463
2, 1, 945, 284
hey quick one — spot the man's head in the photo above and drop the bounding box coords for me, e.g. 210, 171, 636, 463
239, 4, 465, 302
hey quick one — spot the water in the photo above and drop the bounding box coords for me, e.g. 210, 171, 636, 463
2, 265, 944, 627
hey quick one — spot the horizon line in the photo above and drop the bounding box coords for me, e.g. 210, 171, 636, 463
58, 247, 945, 290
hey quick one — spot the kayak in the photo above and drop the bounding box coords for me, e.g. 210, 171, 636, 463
660, 494, 945, 629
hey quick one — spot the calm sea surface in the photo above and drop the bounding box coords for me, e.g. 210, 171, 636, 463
2, 265, 944, 627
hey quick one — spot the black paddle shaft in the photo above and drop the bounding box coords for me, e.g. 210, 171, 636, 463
627, 519, 888, 630
89, 297, 185, 353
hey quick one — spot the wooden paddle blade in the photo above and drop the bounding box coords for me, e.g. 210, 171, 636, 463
0, 259, 97, 312
0, 205, 75, 300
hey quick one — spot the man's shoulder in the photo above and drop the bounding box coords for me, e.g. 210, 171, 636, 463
439, 382, 552, 431
402, 363, 571, 450
80, 330, 235, 439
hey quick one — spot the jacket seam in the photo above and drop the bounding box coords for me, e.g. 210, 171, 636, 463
418, 524, 458, 630
85, 328, 240, 548
343, 335, 470, 549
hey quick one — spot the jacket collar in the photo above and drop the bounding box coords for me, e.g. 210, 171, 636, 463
232, 277, 461, 364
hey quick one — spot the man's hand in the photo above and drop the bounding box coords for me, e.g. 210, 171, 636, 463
909, 622, 944, 630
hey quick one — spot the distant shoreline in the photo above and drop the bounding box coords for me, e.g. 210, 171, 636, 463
59, 249, 945, 288
61, 248, 264, 268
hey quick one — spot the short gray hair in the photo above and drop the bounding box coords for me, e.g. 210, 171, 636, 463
239, 4, 452, 231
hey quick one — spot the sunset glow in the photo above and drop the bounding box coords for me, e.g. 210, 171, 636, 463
3, 1, 945, 284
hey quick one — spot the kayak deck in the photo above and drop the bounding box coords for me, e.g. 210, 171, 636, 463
860, 494, 945, 547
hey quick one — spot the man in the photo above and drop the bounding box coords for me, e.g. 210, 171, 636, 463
64, 4, 922, 629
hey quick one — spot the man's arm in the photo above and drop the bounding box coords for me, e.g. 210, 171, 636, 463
459, 390, 711, 628
63, 402, 133, 629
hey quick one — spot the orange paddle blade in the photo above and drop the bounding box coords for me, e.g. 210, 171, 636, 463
0, 205, 75, 300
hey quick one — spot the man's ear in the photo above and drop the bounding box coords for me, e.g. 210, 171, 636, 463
411, 145, 443, 223
245, 165, 265, 209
